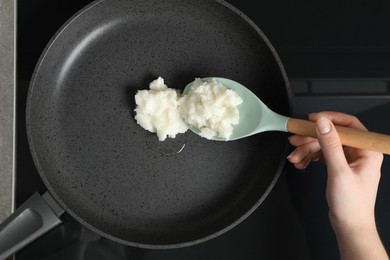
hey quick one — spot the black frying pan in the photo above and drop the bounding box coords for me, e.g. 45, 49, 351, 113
0, 0, 291, 256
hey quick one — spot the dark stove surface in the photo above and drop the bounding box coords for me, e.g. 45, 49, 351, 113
16, 0, 390, 259
17, 0, 390, 80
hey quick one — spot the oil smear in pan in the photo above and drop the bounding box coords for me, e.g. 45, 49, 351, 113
145, 133, 187, 156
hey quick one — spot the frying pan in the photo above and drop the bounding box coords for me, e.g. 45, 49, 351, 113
0, 0, 291, 256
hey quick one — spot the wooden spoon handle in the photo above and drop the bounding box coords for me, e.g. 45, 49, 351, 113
286, 118, 390, 155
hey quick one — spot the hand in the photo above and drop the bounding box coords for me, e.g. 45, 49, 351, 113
288, 111, 383, 231
287, 111, 388, 260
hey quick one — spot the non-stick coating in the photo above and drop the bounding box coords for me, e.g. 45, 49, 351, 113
26, 0, 291, 248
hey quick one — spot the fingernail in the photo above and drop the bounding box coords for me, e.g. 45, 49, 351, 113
287, 151, 295, 159
317, 117, 331, 135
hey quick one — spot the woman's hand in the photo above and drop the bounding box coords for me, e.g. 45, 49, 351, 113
287, 111, 388, 260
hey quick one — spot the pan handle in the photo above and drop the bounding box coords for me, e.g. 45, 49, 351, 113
0, 192, 65, 259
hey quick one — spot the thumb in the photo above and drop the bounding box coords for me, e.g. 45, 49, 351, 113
316, 117, 349, 173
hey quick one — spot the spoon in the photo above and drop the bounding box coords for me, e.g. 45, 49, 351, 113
183, 77, 390, 155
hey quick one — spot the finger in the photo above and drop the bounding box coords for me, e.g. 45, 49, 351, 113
294, 157, 311, 170
316, 117, 350, 174
288, 135, 318, 147
310, 112, 376, 163
287, 141, 321, 164
309, 112, 367, 131
291, 151, 322, 170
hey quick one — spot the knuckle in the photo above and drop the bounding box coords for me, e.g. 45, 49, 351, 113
321, 136, 341, 152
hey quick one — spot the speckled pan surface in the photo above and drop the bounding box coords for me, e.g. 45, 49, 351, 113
26, 0, 291, 248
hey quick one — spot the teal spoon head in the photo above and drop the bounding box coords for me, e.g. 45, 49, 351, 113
183, 77, 287, 141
